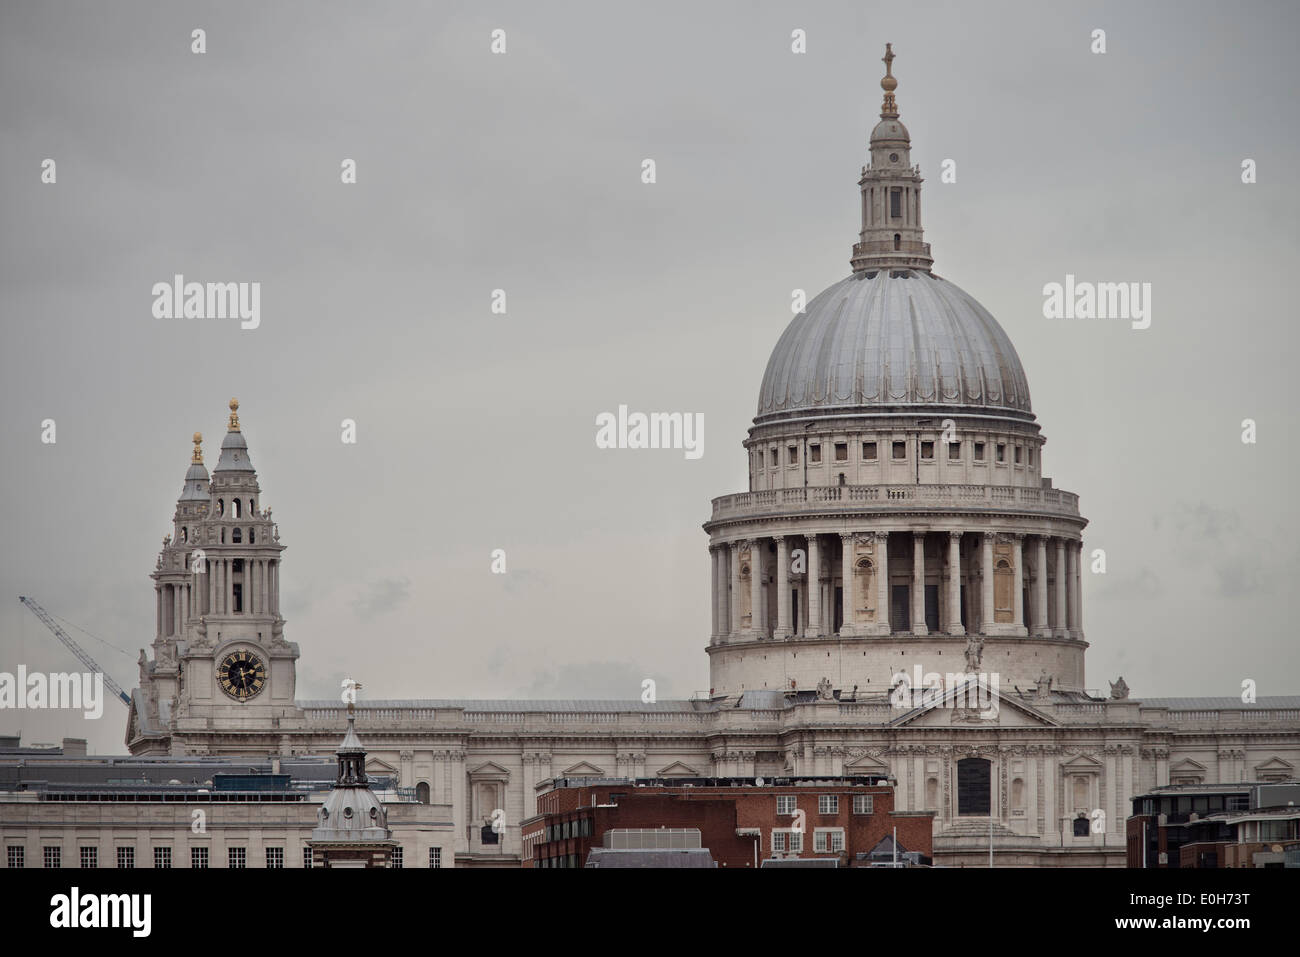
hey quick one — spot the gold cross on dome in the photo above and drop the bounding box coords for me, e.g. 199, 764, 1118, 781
883, 42, 894, 76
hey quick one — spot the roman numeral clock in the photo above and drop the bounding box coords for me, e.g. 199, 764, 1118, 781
217, 650, 266, 701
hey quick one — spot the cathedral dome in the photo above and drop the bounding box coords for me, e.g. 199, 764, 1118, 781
755, 271, 1033, 423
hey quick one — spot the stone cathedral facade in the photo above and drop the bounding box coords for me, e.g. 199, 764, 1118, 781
128, 49, 1300, 867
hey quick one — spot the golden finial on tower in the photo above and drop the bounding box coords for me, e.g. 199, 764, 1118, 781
192, 432, 203, 464
228, 398, 241, 432
880, 42, 899, 118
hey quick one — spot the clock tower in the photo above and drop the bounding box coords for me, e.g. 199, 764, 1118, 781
128, 399, 301, 755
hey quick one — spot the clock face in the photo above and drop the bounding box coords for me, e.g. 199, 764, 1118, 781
218, 650, 266, 701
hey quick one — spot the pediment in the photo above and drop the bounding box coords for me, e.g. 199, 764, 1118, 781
1169, 757, 1208, 774
889, 679, 1060, 729
655, 761, 700, 777
561, 761, 606, 777
844, 752, 890, 773
1061, 753, 1104, 771
365, 757, 398, 778
468, 761, 511, 781
1254, 757, 1294, 772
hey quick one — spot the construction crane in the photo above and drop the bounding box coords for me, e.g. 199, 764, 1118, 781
18, 596, 133, 707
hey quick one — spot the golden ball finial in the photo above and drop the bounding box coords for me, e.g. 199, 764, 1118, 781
229, 398, 239, 412
193, 431, 203, 444
227, 397, 241, 432
192, 432, 204, 464
879, 42, 900, 117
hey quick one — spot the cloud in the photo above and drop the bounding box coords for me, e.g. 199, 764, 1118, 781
350, 578, 411, 621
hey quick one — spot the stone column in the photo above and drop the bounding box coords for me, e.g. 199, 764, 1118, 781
1055, 539, 1067, 638
911, 532, 927, 635
271, 561, 278, 616
946, 531, 964, 635
730, 542, 742, 638
981, 532, 994, 633
808, 535, 822, 637
749, 539, 764, 637
1012, 534, 1026, 635
709, 548, 719, 639
1035, 536, 1049, 637
1071, 540, 1081, 639
875, 532, 890, 635
173, 585, 181, 636
776, 537, 792, 638
839, 534, 854, 636
1074, 541, 1084, 637
225, 559, 234, 616
155, 587, 163, 639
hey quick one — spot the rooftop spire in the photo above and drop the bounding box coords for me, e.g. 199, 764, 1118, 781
191, 432, 203, 464
227, 398, 241, 432
850, 43, 934, 275
880, 42, 898, 118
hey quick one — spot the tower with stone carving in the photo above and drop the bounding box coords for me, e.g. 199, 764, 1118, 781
703, 46, 1089, 701
129, 399, 300, 753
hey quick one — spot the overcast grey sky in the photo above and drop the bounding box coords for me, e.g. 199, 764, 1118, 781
2, 0, 1298, 754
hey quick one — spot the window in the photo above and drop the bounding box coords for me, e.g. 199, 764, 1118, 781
770, 448, 779, 466
429, 847, 442, 869
891, 441, 906, 460
890, 189, 901, 218
787, 446, 798, 465
863, 441, 877, 460
853, 795, 874, 815
1014, 446, 1022, 464
232, 558, 243, 573
302, 848, 313, 869
772, 831, 786, 853
249, 528, 255, 543
233, 499, 241, 518
996, 443, 1005, 463
231, 527, 242, 543
957, 758, 991, 816
228, 847, 246, 869
192, 847, 209, 869
814, 830, 845, 853
216, 499, 224, 516
44, 846, 60, 868
893, 233, 901, 251
787, 830, 803, 853
154, 847, 172, 869
818, 795, 839, 815
390, 846, 403, 869
834, 442, 848, 462
265, 847, 284, 869
415, 782, 430, 804
116, 847, 134, 869
921, 440, 934, 459
974, 442, 985, 461
1028, 448, 1035, 466
809, 444, 821, 463
776, 795, 797, 816
948, 441, 961, 460
1072, 816, 1090, 837
7, 847, 24, 869
80, 847, 98, 868
232, 583, 242, 613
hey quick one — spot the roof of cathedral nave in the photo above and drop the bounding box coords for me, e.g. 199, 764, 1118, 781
755, 45, 1032, 425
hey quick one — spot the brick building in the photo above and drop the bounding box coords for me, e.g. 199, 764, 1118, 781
522, 775, 933, 868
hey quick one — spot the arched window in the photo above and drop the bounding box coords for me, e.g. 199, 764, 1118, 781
179, 527, 187, 543
233, 499, 241, 518
249, 528, 255, 544
231, 528, 242, 544
220, 527, 226, 544
216, 499, 224, 516
1011, 777, 1025, 810
893, 233, 901, 251
416, 782, 430, 804
249, 499, 255, 516
1072, 815, 1091, 837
